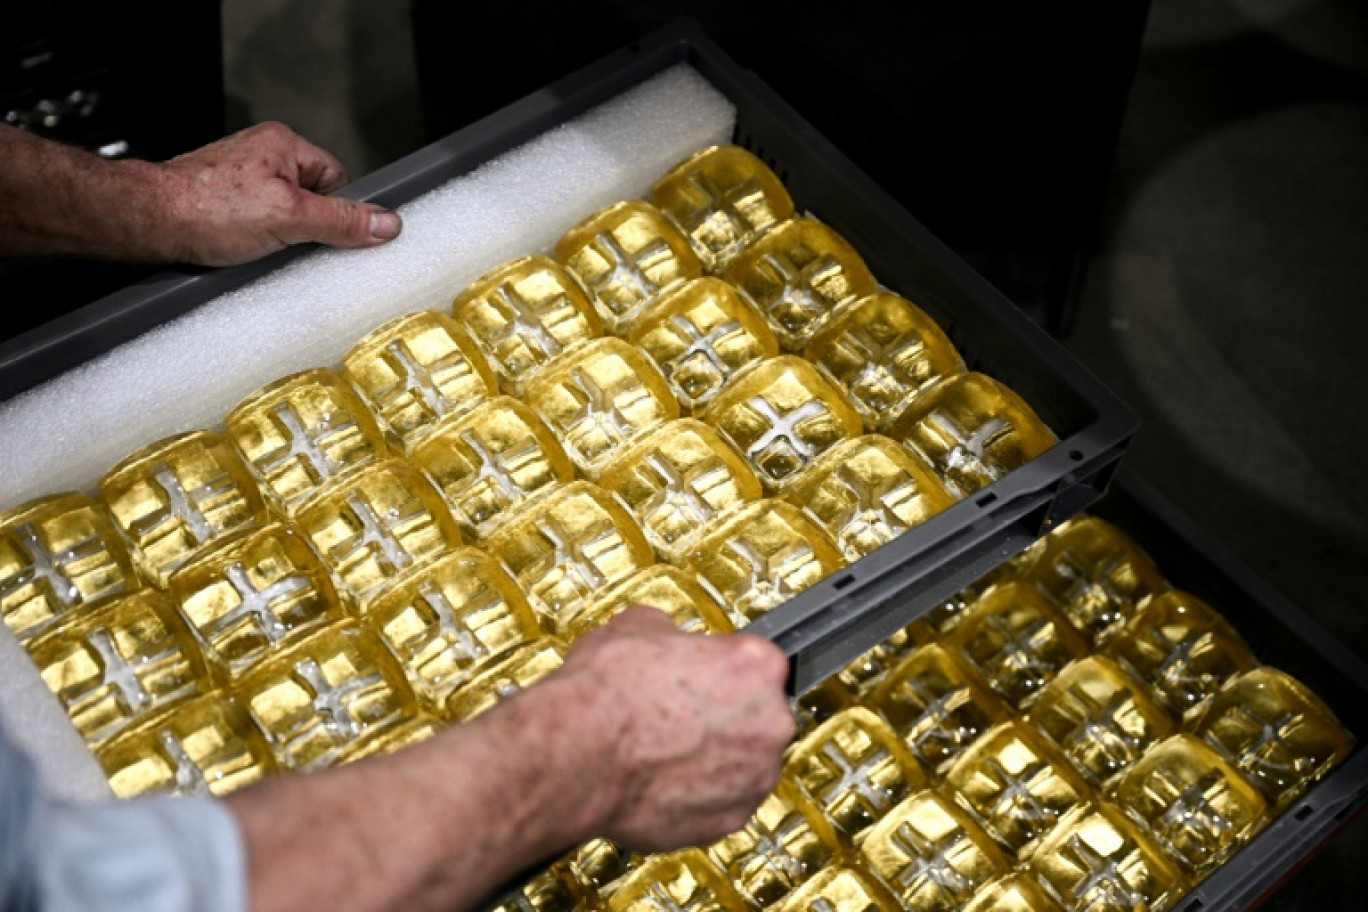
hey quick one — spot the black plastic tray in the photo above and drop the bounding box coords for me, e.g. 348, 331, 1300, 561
0, 20, 1137, 694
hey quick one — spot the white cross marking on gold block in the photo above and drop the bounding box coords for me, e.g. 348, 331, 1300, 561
926, 412, 1010, 477
157, 728, 210, 796
0, 521, 103, 609
587, 231, 669, 303
418, 581, 489, 664
888, 820, 971, 896
263, 402, 357, 481
294, 658, 383, 739
744, 397, 827, 465
1061, 833, 1144, 909
86, 628, 152, 713
209, 562, 311, 644
817, 739, 892, 812
135, 464, 233, 545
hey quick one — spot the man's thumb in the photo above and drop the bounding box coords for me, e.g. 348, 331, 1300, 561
287, 193, 402, 248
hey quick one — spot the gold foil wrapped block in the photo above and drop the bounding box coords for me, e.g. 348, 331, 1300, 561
30, 589, 205, 747
892, 373, 1056, 499
1192, 667, 1353, 808
685, 500, 844, 628
411, 396, 575, 539
943, 721, 1091, 857
1106, 591, 1256, 720
724, 218, 877, 351
836, 624, 922, 697
652, 144, 796, 270
710, 778, 839, 907
570, 565, 734, 641
1018, 517, 1166, 647
962, 875, 1063, 912
445, 639, 565, 722
906, 591, 978, 642
346, 717, 442, 762
868, 643, 1007, 774
342, 310, 498, 450
601, 419, 763, 564
629, 278, 780, 413
1026, 803, 1185, 912
526, 337, 680, 478
792, 678, 855, 741
487, 481, 653, 633
771, 865, 901, 912
100, 430, 267, 587
0, 493, 134, 644
1112, 734, 1267, 876
787, 436, 953, 562
785, 706, 927, 840
560, 838, 641, 896
556, 200, 704, 334
295, 460, 461, 606
97, 694, 275, 798
1026, 657, 1173, 787
707, 356, 862, 493
805, 293, 964, 431
948, 582, 1089, 709
226, 369, 389, 515
608, 850, 745, 912
366, 548, 539, 710
492, 869, 586, 912
237, 623, 418, 771
860, 791, 1008, 912
453, 255, 604, 396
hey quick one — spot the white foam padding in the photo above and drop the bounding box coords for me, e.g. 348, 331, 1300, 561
0, 63, 736, 800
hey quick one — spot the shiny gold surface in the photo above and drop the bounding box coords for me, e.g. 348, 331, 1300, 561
601, 419, 763, 564
526, 337, 680, 478
805, 293, 965, 432
860, 790, 1007, 912
487, 481, 653, 633
629, 278, 780, 413
492, 868, 585, 912
770, 865, 901, 912
366, 548, 539, 710
31, 589, 205, 747
706, 356, 862, 493
342, 310, 498, 450
837, 625, 923, 698
792, 678, 856, 741
411, 396, 575, 538
444, 639, 565, 723
453, 255, 604, 396
570, 565, 734, 641
236, 623, 418, 771
559, 838, 641, 896
651, 145, 795, 271
892, 373, 1056, 499
100, 430, 267, 587
608, 849, 746, 912
785, 706, 927, 841
724, 218, 877, 351
0, 492, 134, 644
961, 874, 1063, 912
556, 200, 704, 335
685, 500, 844, 628
786, 436, 953, 562
1026, 803, 1184, 912
97, 693, 274, 798
710, 778, 838, 908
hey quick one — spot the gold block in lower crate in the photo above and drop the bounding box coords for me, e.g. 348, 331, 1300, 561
0, 492, 134, 644
837, 625, 923, 697
559, 838, 641, 896
556, 200, 704, 334
711, 777, 838, 908
771, 866, 901, 912
785, 706, 927, 841
453, 255, 604, 396
892, 373, 1056, 499
236, 623, 418, 771
962, 874, 1063, 912
1026, 656, 1173, 787
97, 693, 274, 798
411, 396, 574, 538
793, 678, 855, 740
493, 868, 585, 912
1106, 590, 1257, 720
723, 218, 877, 351
343, 310, 498, 449
948, 582, 1089, 710
609, 850, 746, 912
30, 590, 205, 747
366, 548, 538, 710
100, 430, 267, 587
569, 565, 733, 641
226, 369, 388, 515
685, 500, 844, 628
943, 721, 1091, 857
601, 419, 763, 564
526, 337, 681, 478
860, 790, 1008, 912
170, 523, 343, 680
805, 292, 965, 431
1017, 517, 1166, 647
706, 356, 862, 493
1111, 734, 1267, 876
651, 145, 795, 270
487, 481, 652, 633
445, 639, 565, 722
1192, 667, 1353, 809
868, 643, 1007, 774
1026, 802, 1185, 912
628, 278, 779, 412
787, 436, 953, 562
295, 460, 461, 605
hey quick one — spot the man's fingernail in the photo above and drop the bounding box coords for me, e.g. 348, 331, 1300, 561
369, 210, 401, 240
